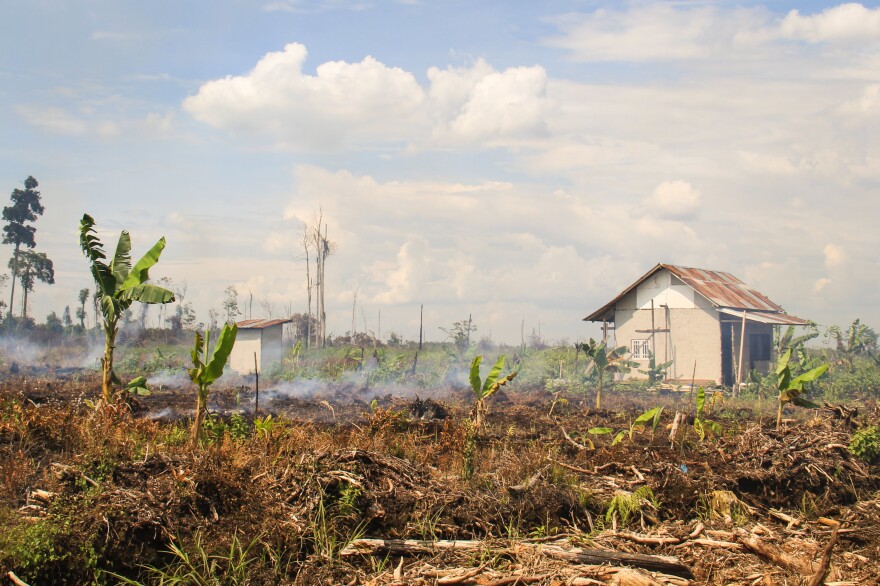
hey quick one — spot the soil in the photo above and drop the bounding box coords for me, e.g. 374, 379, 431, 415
2, 371, 879, 585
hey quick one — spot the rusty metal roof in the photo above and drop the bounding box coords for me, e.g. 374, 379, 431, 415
236, 318, 292, 329
717, 308, 809, 326
584, 263, 808, 324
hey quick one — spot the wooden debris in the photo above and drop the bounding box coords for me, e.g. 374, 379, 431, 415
339, 538, 695, 580
735, 530, 815, 575
808, 525, 840, 586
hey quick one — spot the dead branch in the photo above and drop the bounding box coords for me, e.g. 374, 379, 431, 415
808, 525, 839, 586
735, 530, 815, 575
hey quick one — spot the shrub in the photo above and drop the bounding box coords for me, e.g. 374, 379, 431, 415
849, 425, 880, 465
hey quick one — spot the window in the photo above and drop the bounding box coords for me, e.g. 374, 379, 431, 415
631, 339, 651, 360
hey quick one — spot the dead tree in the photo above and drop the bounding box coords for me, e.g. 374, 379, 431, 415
300, 209, 334, 348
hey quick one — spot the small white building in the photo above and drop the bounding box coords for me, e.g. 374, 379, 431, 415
229, 319, 291, 375
584, 264, 809, 386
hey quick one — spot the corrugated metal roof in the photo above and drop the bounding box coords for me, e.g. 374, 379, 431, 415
236, 318, 292, 329
584, 263, 807, 324
665, 265, 784, 312
717, 308, 810, 326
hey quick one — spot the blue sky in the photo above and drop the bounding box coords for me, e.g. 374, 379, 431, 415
2, 0, 879, 344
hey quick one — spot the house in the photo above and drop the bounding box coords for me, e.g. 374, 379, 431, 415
229, 318, 291, 375
583, 264, 809, 386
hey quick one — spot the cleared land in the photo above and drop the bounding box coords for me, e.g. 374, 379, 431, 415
1, 370, 879, 585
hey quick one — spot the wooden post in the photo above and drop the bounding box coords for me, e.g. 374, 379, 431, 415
736, 310, 747, 395
254, 352, 259, 417
602, 320, 608, 343
650, 300, 656, 357
418, 304, 423, 351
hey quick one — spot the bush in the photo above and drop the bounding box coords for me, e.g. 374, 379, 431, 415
820, 364, 880, 402
849, 425, 880, 465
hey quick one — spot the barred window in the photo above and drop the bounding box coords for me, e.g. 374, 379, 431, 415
631, 339, 651, 359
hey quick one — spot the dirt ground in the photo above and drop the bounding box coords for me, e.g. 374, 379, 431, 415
2, 370, 879, 585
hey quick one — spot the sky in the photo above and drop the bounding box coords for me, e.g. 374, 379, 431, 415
1, 0, 879, 344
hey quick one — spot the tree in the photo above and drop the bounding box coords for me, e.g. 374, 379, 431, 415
79, 214, 175, 403
76, 288, 89, 329
300, 209, 334, 348
62, 305, 72, 329
581, 339, 636, 410
827, 319, 877, 371
3, 176, 44, 324
8, 249, 54, 318
222, 285, 240, 324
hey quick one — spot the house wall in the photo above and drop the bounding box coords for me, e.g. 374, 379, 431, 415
260, 325, 284, 371
230, 329, 262, 374
612, 269, 722, 383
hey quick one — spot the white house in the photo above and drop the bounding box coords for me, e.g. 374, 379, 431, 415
584, 264, 809, 386
229, 318, 291, 375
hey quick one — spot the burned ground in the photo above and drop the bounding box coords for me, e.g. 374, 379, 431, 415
1, 372, 879, 585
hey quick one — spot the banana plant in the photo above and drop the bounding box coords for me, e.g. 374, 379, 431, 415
470, 354, 517, 429
638, 351, 674, 386
79, 214, 175, 404
693, 387, 722, 441
189, 323, 238, 447
775, 348, 829, 431
582, 339, 636, 409
612, 406, 663, 445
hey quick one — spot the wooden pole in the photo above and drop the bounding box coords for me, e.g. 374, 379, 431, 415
254, 352, 259, 417
650, 300, 656, 357
418, 304, 423, 351
736, 310, 747, 395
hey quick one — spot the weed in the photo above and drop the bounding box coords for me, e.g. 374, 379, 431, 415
105, 530, 263, 585
605, 486, 658, 527
849, 425, 880, 464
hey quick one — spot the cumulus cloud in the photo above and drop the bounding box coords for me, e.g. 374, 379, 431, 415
814, 277, 833, 293
823, 243, 847, 267
184, 46, 551, 150
428, 60, 550, 145
632, 181, 702, 221
183, 43, 425, 150
780, 3, 880, 43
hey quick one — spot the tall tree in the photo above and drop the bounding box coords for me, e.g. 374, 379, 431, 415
8, 250, 54, 318
76, 288, 89, 329
79, 214, 175, 403
222, 285, 240, 324
3, 176, 44, 324
301, 209, 333, 348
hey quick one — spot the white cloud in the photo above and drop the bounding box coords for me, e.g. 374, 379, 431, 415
183, 43, 425, 150
814, 277, 833, 293
781, 3, 880, 43
184, 48, 551, 150
823, 243, 847, 267
632, 181, 702, 221
16, 106, 89, 135
428, 60, 550, 145
545, 4, 770, 62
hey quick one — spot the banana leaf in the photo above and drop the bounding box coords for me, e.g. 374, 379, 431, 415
121, 237, 167, 290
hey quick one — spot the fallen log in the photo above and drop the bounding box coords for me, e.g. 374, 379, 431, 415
734, 530, 814, 575
338, 538, 694, 580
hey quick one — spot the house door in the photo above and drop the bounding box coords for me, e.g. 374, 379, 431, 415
720, 322, 735, 387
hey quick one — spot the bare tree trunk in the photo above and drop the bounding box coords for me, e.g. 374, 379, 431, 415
302, 227, 312, 350
8, 244, 19, 325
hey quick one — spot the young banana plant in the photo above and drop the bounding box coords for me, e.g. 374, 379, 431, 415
189, 323, 238, 447
775, 348, 829, 431
470, 355, 517, 429
79, 214, 175, 404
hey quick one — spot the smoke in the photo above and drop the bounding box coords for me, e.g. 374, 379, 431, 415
147, 370, 190, 389
0, 336, 45, 366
